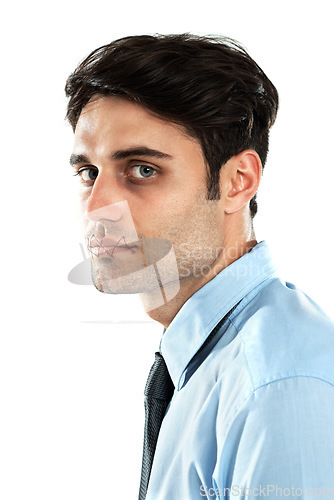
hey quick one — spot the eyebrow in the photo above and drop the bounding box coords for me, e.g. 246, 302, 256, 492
111, 147, 172, 161
69, 147, 172, 167
69, 153, 90, 166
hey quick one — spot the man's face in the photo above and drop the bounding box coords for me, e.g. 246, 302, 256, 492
71, 96, 227, 300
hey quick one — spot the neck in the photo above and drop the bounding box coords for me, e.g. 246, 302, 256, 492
141, 230, 257, 329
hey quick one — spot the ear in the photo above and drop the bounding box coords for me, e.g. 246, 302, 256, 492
221, 150, 262, 215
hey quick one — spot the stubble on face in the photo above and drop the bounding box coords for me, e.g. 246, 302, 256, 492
72, 96, 229, 306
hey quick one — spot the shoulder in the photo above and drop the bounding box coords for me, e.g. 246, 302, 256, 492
215, 376, 334, 490
213, 278, 334, 488
230, 277, 334, 390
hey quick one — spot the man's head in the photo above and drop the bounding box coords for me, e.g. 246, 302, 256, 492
66, 34, 279, 218
66, 34, 278, 318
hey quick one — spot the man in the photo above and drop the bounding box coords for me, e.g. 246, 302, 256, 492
65, 34, 334, 499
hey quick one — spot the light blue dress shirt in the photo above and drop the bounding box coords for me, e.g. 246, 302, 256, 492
146, 241, 334, 499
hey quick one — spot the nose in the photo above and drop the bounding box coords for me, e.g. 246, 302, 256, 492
86, 202, 122, 222
83, 174, 139, 244
84, 173, 124, 222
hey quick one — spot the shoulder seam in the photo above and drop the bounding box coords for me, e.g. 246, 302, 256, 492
253, 374, 334, 392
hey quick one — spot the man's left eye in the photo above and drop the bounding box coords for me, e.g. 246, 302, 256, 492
130, 165, 157, 179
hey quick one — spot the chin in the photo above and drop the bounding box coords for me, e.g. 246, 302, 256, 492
91, 265, 161, 294
89, 238, 181, 302
90, 259, 180, 298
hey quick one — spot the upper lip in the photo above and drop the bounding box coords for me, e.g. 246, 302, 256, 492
88, 235, 138, 249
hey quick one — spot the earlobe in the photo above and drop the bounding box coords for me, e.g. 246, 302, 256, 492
223, 150, 262, 214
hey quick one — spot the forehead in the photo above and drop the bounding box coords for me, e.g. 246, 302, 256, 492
73, 96, 202, 158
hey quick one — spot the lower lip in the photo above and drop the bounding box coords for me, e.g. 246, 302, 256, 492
89, 246, 137, 257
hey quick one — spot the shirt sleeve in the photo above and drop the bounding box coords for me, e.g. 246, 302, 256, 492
214, 376, 334, 499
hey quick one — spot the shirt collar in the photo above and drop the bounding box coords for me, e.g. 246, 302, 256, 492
160, 240, 278, 390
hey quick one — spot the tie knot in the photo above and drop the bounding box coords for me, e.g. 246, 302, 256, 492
144, 352, 174, 401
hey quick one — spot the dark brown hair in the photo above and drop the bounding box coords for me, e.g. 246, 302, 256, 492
65, 34, 279, 217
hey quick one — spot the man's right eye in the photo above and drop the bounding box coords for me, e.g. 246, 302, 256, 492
74, 168, 98, 183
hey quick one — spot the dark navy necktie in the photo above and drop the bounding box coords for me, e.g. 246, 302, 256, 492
138, 302, 240, 499
138, 352, 174, 500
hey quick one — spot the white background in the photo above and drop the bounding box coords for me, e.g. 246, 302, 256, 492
1, 1, 333, 498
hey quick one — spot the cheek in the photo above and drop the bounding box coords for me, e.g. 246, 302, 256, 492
130, 174, 212, 238
141, 201, 208, 242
